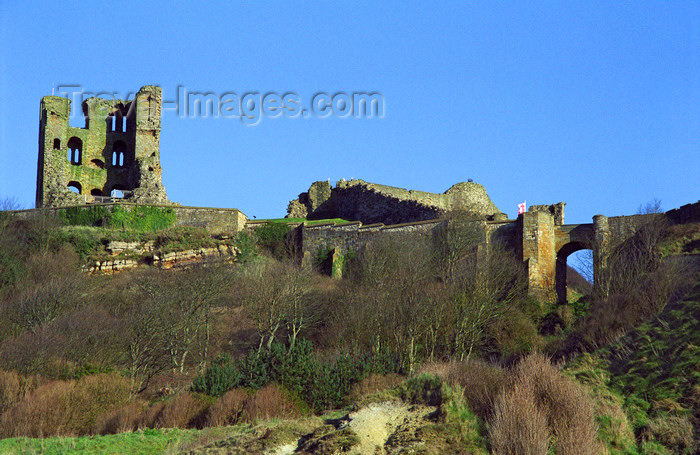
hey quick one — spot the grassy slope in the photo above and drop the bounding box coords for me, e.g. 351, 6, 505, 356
3, 285, 696, 454
0, 418, 326, 455
257, 218, 350, 225
566, 278, 700, 454
0, 377, 490, 455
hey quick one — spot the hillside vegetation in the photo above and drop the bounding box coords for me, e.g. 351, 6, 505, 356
0, 206, 697, 454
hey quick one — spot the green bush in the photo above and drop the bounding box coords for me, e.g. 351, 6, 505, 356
254, 222, 291, 259
154, 226, 213, 252
58, 227, 104, 261
192, 339, 402, 410
191, 354, 242, 398
397, 373, 444, 406
233, 232, 256, 263
59, 206, 110, 226
106, 206, 176, 231
0, 249, 24, 290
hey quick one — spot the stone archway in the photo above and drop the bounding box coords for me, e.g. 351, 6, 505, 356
555, 241, 592, 304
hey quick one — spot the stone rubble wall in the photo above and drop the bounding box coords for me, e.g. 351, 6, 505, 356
287, 179, 506, 225
665, 200, 700, 224
13, 204, 247, 234
171, 206, 248, 233
300, 217, 516, 268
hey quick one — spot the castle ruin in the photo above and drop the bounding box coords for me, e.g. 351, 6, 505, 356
36, 86, 170, 208
287, 179, 508, 225
30, 85, 699, 303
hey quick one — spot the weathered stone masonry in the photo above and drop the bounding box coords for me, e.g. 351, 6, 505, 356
299, 200, 700, 304
31, 86, 699, 289
37, 86, 169, 208
16, 203, 247, 235
288, 179, 507, 225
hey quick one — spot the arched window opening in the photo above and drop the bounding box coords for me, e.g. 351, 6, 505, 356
67, 137, 82, 165
67, 181, 82, 194
91, 189, 103, 196
53, 138, 61, 149
111, 140, 127, 168
108, 110, 128, 132
111, 151, 125, 167
111, 189, 124, 198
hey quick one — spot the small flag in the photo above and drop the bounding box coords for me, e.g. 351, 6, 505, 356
518, 201, 526, 215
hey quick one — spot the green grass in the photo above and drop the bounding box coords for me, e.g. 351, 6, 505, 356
0, 427, 219, 455
0, 418, 326, 455
605, 283, 700, 422
660, 222, 700, 257
59, 206, 176, 231
257, 217, 350, 226
565, 278, 700, 454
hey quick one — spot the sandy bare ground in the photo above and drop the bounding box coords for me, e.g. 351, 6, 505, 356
266, 401, 436, 454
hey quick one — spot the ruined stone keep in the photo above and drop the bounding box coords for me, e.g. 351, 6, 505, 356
36, 86, 170, 208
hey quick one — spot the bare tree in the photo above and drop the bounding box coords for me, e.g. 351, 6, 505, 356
343, 233, 443, 372
433, 211, 484, 283
121, 295, 170, 392
448, 241, 526, 361
239, 259, 315, 352
637, 198, 663, 215
4, 248, 82, 333
0, 197, 22, 211
283, 265, 313, 350
124, 263, 233, 376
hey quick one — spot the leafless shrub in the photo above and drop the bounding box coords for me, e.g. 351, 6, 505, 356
489, 381, 551, 455
70, 373, 132, 434
207, 388, 248, 427
488, 308, 542, 360
153, 392, 210, 429
140, 401, 166, 429
46, 306, 125, 369
0, 370, 35, 414
443, 360, 510, 421
243, 384, 300, 422
488, 354, 600, 455
4, 248, 83, 334
0, 380, 74, 437
0, 373, 132, 438
514, 353, 599, 455
94, 399, 148, 435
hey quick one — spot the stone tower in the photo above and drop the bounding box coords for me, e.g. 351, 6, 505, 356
36, 85, 170, 208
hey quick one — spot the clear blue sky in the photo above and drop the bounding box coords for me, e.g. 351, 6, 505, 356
1, 1, 698, 224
